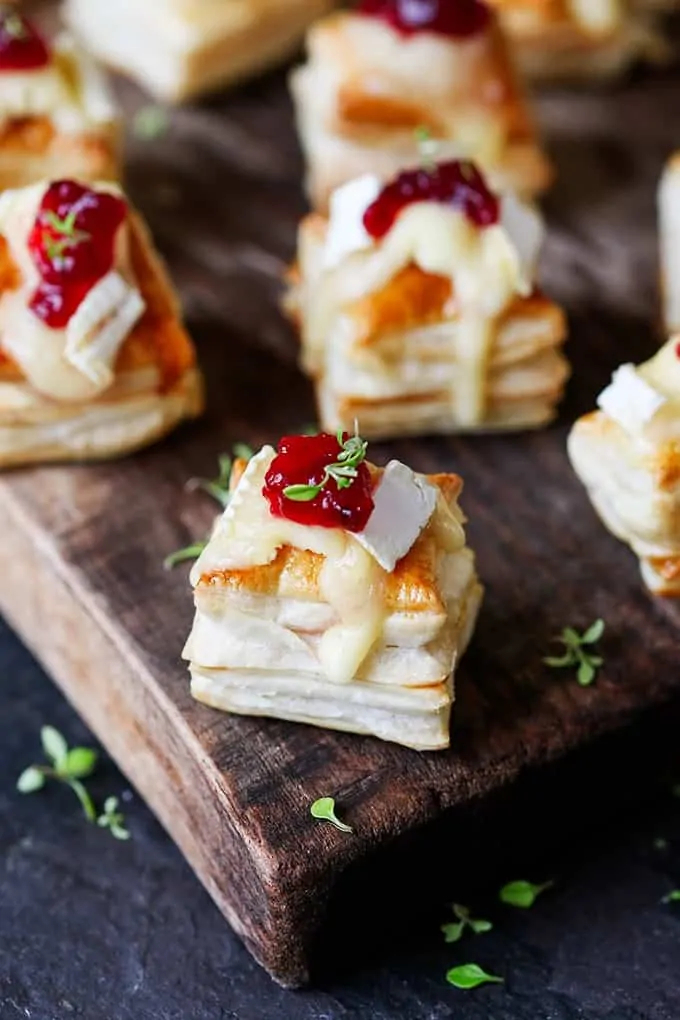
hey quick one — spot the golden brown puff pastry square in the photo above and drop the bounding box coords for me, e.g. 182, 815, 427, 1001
487, 0, 666, 81
286, 167, 568, 440
183, 440, 483, 751
568, 338, 680, 595
0, 15, 119, 189
0, 177, 203, 467
290, 6, 552, 212
64, 0, 338, 104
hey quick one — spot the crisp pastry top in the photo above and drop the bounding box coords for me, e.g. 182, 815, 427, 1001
308, 0, 533, 150
0, 177, 194, 403
488, 0, 622, 35
596, 337, 680, 447
0, 9, 116, 133
191, 432, 469, 684
93, 0, 301, 41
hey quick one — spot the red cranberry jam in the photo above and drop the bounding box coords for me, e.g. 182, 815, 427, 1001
0, 10, 50, 71
263, 433, 375, 532
27, 180, 128, 329
363, 159, 500, 240
358, 0, 491, 39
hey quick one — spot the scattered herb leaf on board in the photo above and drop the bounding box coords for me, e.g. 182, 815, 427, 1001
441, 904, 493, 943
97, 797, 131, 841
310, 796, 353, 833
445, 964, 504, 990
17, 726, 129, 838
499, 880, 553, 909
544, 619, 605, 686
662, 890, 680, 904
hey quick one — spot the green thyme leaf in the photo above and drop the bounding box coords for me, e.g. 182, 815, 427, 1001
469, 918, 494, 935
41, 726, 68, 769
445, 964, 504, 990
163, 541, 208, 570
310, 796, 353, 833
499, 879, 553, 909
281, 484, 320, 502
17, 766, 46, 794
64, 747, 98, 779
441, 921, 466, 943
133, 105, 169, 141
544, 620, 605, 686
233, 443, 254, 461
662, 890, 680, 904
67, 778, 97, 823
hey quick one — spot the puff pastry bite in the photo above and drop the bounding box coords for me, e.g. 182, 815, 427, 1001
568, 339, 680, 595
64, 0, 337, 104
183, 433, 483, 751
287, 160, 569, 439
487, 0, 664, 81
0, 177, 203, 466
0, 9, 118, 190
291, 0, 551, 211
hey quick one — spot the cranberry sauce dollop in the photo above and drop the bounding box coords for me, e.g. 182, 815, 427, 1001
27, 180, 128, 329
0, 10, 50, 71
263, 433, 375, 532
362, 159, 500, 240
358, 0, 491, 39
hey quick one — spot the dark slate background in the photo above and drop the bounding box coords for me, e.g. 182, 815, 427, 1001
2, 613, 680, 1020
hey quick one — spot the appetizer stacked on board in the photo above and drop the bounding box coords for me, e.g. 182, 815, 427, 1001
0, 178, 202, 465
487, 0, 664, 81
291, 0, 552, 211
64, 0, 338, 102
569, 155, 680, 596
0, 9, 118, 188
287, 160, 568, 438
183, 433, 482, 751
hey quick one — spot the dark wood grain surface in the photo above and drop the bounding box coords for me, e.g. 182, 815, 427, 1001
4, 1, 680, 988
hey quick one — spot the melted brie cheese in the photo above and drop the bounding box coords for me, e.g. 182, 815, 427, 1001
0, 33, 117, 133
0, 182, 143, 402
317, 186, 543, 427
597, 339, 680, 443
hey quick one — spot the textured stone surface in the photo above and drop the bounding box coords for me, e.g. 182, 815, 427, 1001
2, 615, 680, 1020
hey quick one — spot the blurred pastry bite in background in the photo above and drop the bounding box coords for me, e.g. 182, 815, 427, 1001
0, 177, 203, 465
290, 0, 552, 212
64, 0, 338, 103
287, 159, 568, 439
0, 7, 118, 189
487, 0, 668, 81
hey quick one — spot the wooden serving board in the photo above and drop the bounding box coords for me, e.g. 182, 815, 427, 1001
5, 3, 680, 987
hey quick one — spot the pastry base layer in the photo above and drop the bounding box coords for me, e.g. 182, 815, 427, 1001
65, 0, 336, 103
190, 578, 483, 752
0, 366, 203, 467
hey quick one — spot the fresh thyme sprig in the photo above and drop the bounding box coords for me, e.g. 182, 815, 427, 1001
164, 444, 254, 569
16, 726, 129, 838
499, 879, 553, 909
42, 209, 91, 261
441, 904, 493, 944
446, 964, 504, 990
544, 619, 605, 687
97, 797, 130, 841
283, 428, 368, 502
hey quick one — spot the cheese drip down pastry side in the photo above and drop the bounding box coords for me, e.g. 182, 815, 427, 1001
0, 177, 203, 467
291, 0, 552, 212
286, 160, 569, 440
64, 0, 337, 104
0, 10, 119, 189
183, 433, 483, 751
568, 339, 680, 595
487, 0, 667, 82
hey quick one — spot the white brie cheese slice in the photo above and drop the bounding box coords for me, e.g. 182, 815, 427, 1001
323, 173, 381, 271
65, 271, 145, 389
597, 363, 666, 434
354, 460, 438, 572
